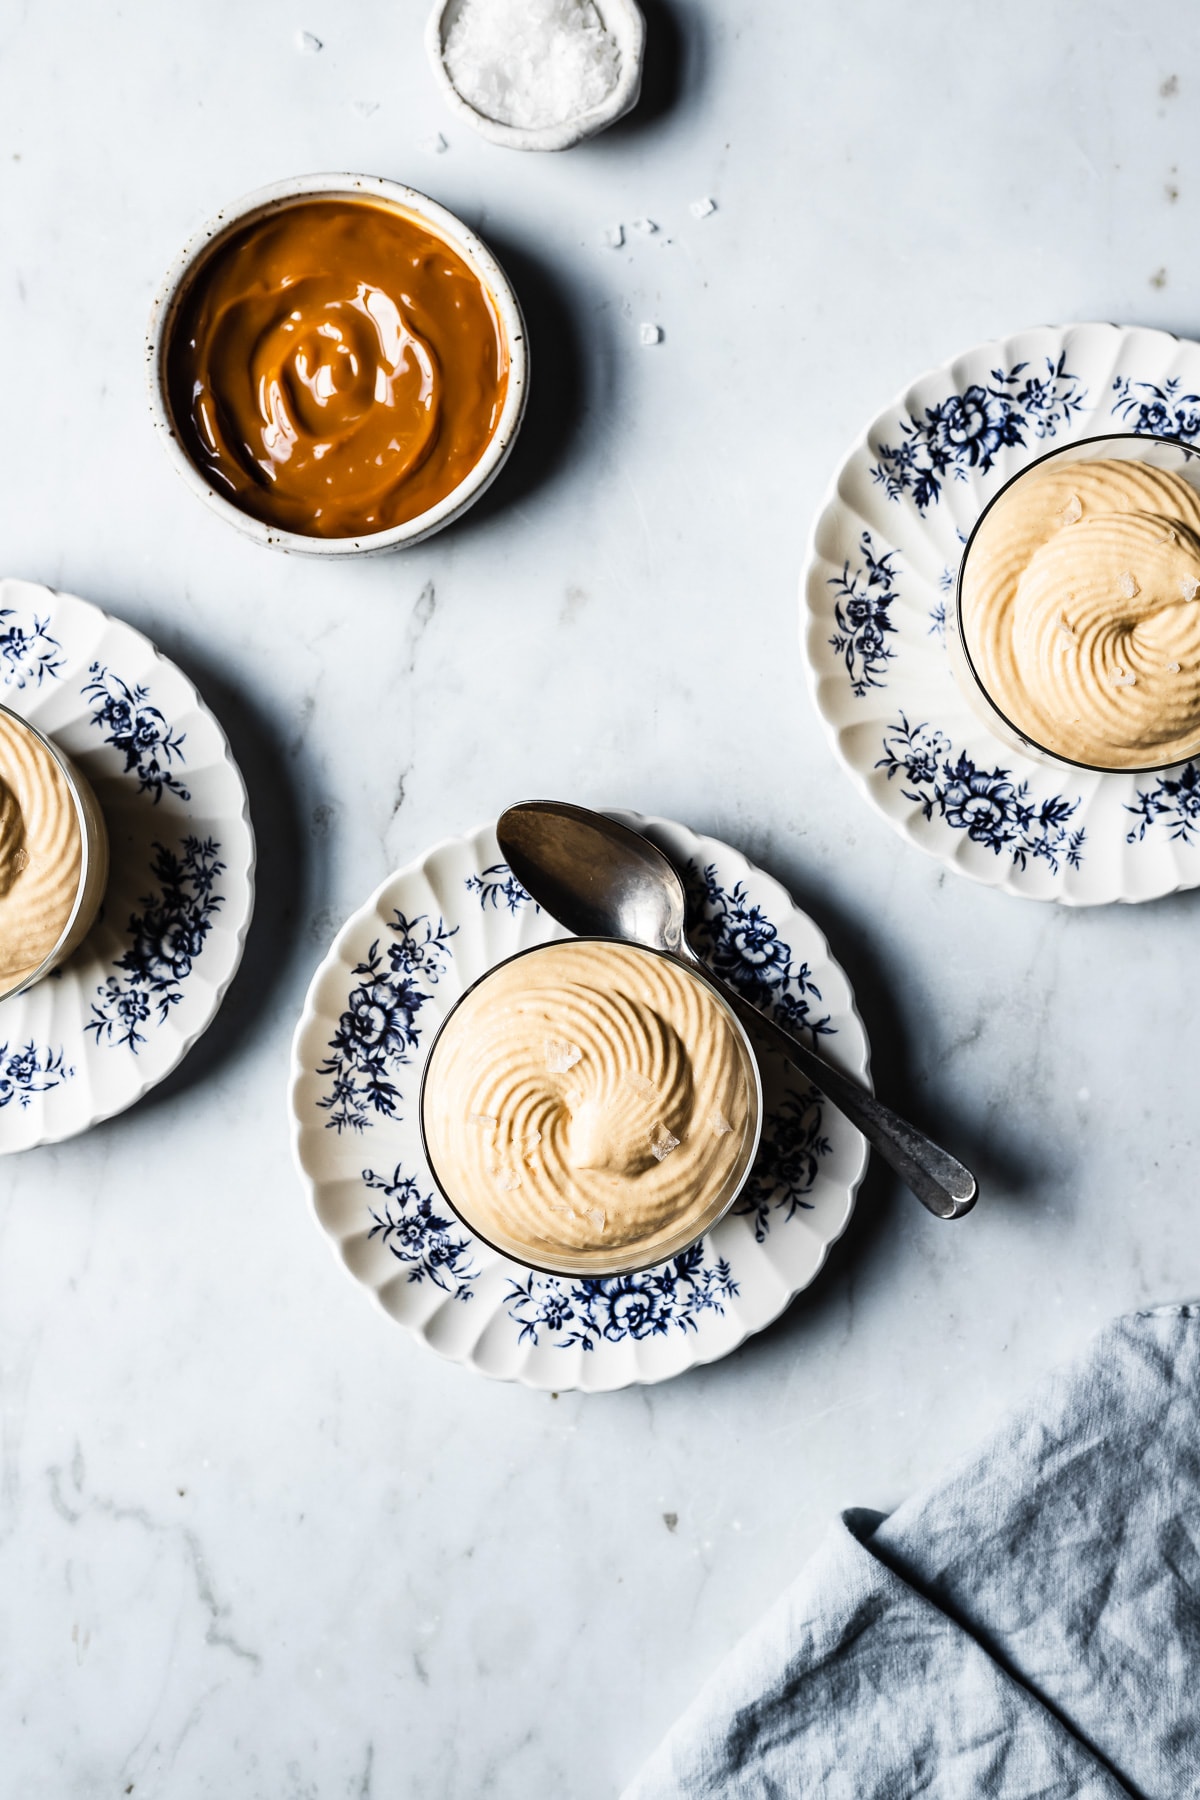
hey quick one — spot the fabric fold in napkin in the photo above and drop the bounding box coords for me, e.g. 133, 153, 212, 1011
623, 1304, 1200, 1799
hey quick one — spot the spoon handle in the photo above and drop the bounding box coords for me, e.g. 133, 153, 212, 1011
707, 969, 977, 1221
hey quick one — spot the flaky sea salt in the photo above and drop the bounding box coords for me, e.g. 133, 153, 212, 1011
603, 223, 624, 248
296, 29, 323, 52
1167, 661, 1182, 673
689, 197, 716, 219
709, 1109, 732, 1136
544, 1036, 582, 1073
1057, 493, 1083, 525
632, 217, 658, 234
1057, 612, 1075, 639
649, 1126, 680, 1162
444, 0, 621, 132
639, 322, 662, 346
1118, 570, 1140, 599
1113, 669, 1138, 687
1180, 573, 1200, 601
420, 131, 448, 154
495, 1169, 522, 1192
469, 1112, 498, 1126
624, 1070, 655, 1096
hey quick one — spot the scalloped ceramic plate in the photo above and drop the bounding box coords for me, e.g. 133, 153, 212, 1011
0, 579, 254, 1152
289, 815, 870, 1392
803, 322, 1200, 904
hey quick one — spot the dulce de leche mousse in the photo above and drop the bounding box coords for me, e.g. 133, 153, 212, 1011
0, 711, 84, 996
960, 458, 1200, 768
422, 941, 758, 1272
167, 197, 510, 538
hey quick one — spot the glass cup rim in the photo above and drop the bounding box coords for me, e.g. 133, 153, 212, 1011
417, 935, 765, 1281
0, 701, 96, 1004
953, 429, 1200, 776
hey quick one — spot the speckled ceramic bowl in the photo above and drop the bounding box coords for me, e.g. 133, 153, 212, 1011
146, 172, 528, 557
425, 0, 644, 151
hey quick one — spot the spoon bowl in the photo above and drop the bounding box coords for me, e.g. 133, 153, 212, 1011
497, 801, 978, 1221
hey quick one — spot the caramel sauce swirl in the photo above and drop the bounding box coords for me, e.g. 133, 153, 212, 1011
167, 198, 509, 538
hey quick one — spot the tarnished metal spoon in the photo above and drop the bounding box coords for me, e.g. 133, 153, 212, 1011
496, 801, 977, 1221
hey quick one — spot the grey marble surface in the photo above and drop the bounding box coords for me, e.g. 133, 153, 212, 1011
2, 1, 1198, 1794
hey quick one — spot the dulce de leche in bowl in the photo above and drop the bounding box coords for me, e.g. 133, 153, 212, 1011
148, 175, 527, 554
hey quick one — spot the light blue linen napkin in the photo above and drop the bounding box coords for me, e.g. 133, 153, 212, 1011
624, 1304, 1200, 1799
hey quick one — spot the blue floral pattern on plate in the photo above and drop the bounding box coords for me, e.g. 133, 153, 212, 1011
1111, 375, 1200, 441
0, 603, 64, 690
505, 1245, 738, 1351
0, 1040, 74, 1108
83, 663, 190, 803
877, 715, 1086, 873
827, 532, 901, 696
317, 911, 457, 1132
88, 838, 226, 1051
465, 864, 537, 912
871, 354, 1087, 513
363, 1165, 479, 1299
1126, 765, 1200, 843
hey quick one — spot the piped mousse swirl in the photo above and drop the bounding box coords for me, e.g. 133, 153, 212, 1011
422, 941, 755, 1267
0, 711, 83, 994
167, 198, 509, 538
961, 458, 1200, 768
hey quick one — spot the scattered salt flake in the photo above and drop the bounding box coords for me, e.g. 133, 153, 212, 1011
625, 1070, 655, 1096
296, 29, 323, 52
1180, 573, 1200, 601
632, 217, 658, 234
1113, 670, 1138, 687
1118, 570, 1140, 599
495, 1169, 522, 1192
544, 1036, 582, 1073
603, 223, 624, 248
1057, 612, 1075, 639
1167, 661, 1182, 673
1057, 493, 1083, 525
469, 1112, 498, 1126
352, 99, 380, 117
709, 1109, 733, 1136
639, 322, 663, 346
650, 1126, 680, 1162
689, 196, 716, 219
586, 1207, 607, 1232
420, 132, 448, 154
1160, 524, 1178, 544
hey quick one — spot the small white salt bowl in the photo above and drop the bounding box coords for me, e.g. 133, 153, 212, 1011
146, 172, 529, 558
426, 0, 645, 151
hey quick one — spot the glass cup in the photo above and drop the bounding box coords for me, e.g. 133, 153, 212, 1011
419, 938, 764, 1279
0, 704, 110, 1004
950, 431, 1200, 772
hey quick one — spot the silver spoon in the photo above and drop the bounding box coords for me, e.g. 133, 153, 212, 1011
496, 801, 977, 1221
